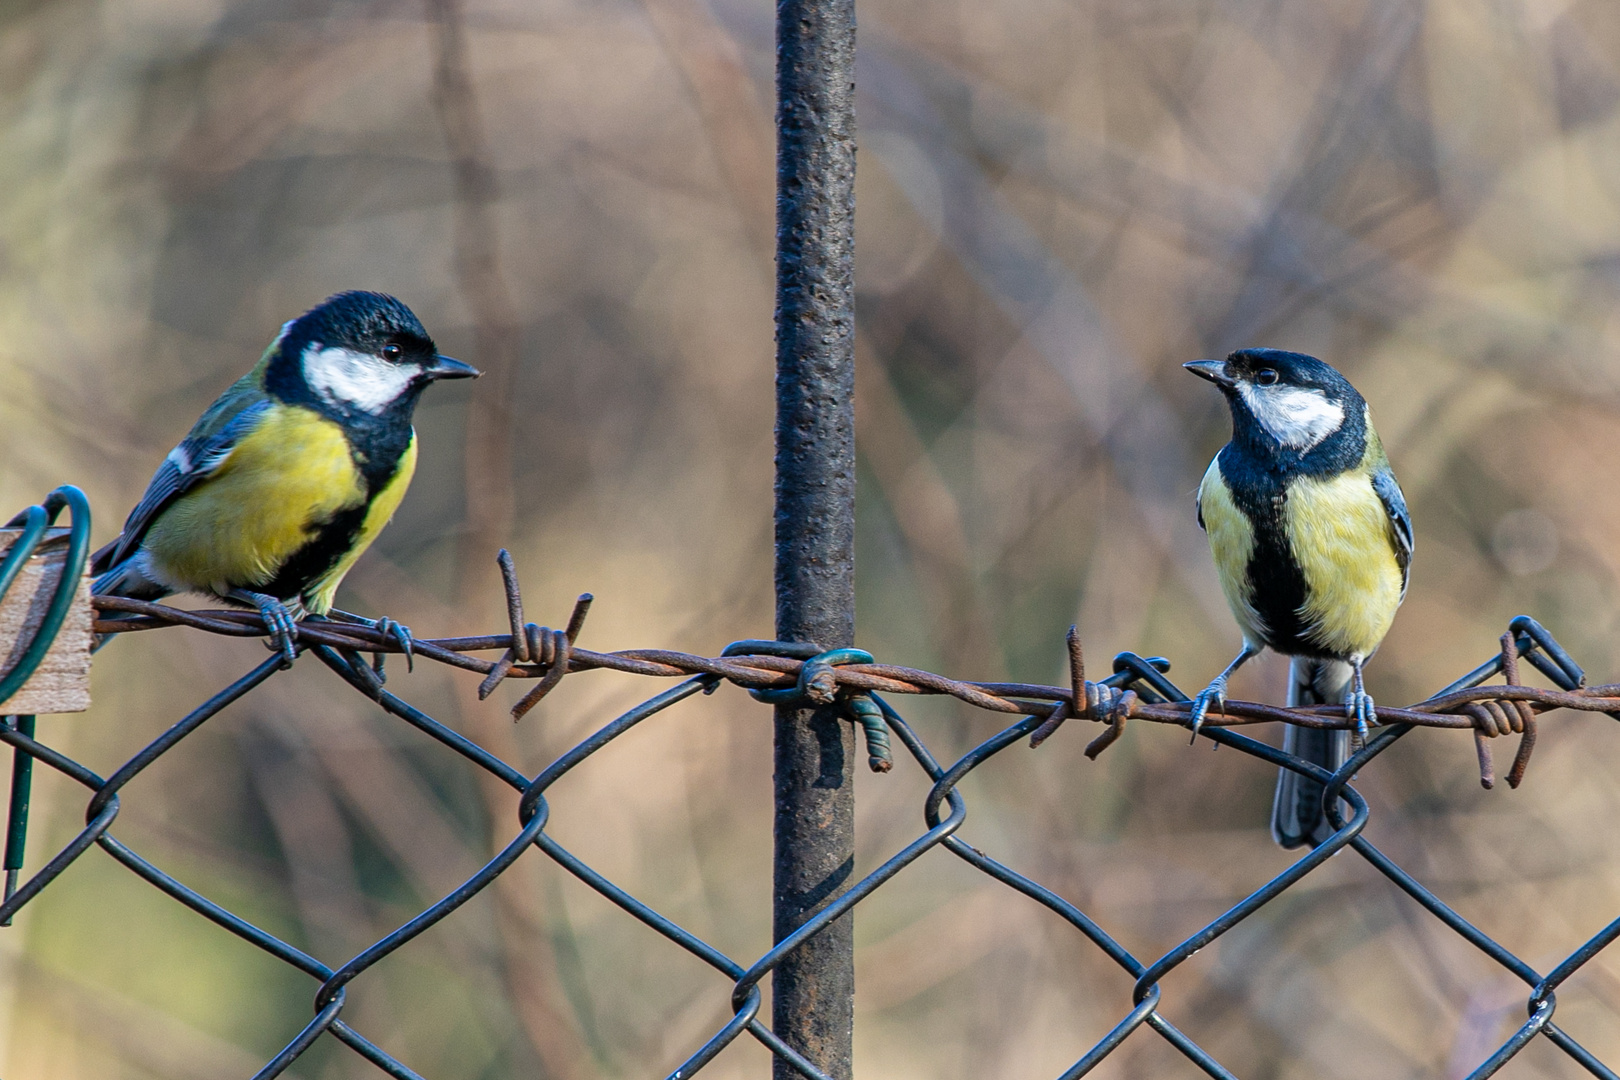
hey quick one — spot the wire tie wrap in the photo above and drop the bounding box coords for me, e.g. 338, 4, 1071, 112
741, 645, 892, 772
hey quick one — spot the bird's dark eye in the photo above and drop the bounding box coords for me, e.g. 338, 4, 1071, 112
382, 344, 404, 362
1256, 368, 1279, 386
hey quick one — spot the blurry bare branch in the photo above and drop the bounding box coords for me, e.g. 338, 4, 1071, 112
429, 0, 522, 587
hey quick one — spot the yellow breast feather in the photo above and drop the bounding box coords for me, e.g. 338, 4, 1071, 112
1285, 467, 1404, 659
304, 433, 416, 614
1198, 456, 1265, 645
141, 405, 367, 595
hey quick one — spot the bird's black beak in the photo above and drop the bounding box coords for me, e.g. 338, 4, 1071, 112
1183, 359, 1234, 388
425, 355, 481, 380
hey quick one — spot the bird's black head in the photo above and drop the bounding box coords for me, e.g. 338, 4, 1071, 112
1184, 348, 1365, 459
268, 291, 479, 419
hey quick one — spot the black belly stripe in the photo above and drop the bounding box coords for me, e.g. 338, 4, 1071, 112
244, 391, 420, 603
260, 503, 372, 601
1248, 542, 1313, 654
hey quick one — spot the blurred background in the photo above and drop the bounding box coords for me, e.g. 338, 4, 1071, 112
4, 0, 1620, 1076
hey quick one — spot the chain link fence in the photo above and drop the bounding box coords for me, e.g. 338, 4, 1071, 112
3, 486, 1620, 1079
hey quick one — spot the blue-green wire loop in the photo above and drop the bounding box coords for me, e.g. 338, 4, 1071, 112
746, 647, 873, 705
0, 487, 91, 916
0, 506, 49, 612
743, 646, 892, 772
0, 486, 93, 709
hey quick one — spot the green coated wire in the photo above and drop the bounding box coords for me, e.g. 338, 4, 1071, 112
1, 715, 35, 925
0, 486, 93, 708
0, 487, 91, 919
0, 505, 49, 615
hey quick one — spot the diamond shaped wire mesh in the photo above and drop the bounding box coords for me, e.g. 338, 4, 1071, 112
4, 486, 1620, 1079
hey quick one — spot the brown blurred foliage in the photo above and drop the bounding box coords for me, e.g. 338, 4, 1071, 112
6, 0, 1620, 1076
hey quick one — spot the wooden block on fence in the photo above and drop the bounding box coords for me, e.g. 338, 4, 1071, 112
0, 527, 92, 714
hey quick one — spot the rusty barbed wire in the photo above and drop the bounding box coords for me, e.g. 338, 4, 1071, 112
87, 566, 1620, 794
6, 511, 1620, 1079
88, 589, 1620, 755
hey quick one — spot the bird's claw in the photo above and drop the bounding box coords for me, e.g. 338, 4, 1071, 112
1188, 679, 1227, 743
252, 597, 299, 669
371, 617, 414, 679
1348, 690, 1379, 747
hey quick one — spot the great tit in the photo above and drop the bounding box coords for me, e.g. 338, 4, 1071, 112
1184, 349, 1412, 848
92, 291, 479, 663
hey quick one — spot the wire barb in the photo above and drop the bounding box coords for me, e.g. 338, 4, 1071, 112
1468, 633, 1543, 791
1501, 632, 1539, 789
478, 549, 530, 701
511, 627, 571, 721
1474, 726, 1496, 790
497, 549, 528, 662
565, 593, 594, 643
508, 593, 593, 721
1084, 689, 1135, 760
1028, 626, 1084, 748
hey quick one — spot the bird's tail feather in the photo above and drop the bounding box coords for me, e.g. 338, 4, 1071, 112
1271, 657, 1353, 848
90, 557, 172, 653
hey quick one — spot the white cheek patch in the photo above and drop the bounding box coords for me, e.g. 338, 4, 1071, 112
302, 345, 416, 413
1238, 383, 1345, 451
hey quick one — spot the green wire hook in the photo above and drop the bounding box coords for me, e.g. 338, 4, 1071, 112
0, 486, 92, 922
733, 643, 893, 772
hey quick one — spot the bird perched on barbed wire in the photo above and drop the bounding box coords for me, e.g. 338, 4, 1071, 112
91, 291, 479, 665
1184, 349, 1412, 848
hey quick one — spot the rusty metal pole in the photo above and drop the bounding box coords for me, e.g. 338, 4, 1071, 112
772, 0, 856, 1076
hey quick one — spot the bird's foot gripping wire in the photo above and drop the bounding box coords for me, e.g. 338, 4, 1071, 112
1347, 661, 1379, 747
228, 590, 300, 668
1187, 677, 1229, 743
1187, 645, 1257, 745
329, 609, 414, 679
1347, 689, 1378, 748
373, 618, 413, 676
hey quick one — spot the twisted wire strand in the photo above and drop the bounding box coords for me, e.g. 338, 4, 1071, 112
90, 595, 1620, 736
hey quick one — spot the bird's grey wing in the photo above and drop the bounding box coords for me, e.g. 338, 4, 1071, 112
92, 398, 273, 575
1371, 467, 1413, 589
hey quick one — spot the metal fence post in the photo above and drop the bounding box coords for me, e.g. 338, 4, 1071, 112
773, 0, 857, 1075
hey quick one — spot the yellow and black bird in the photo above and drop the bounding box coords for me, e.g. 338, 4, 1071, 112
1184, 349, 1412, 848
92, 291, 478, 663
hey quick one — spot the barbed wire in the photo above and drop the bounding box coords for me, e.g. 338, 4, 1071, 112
88, 556, 1619, 778
4, 486, 1620, 1079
